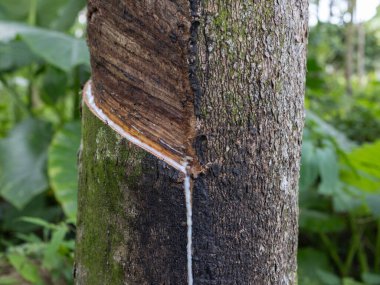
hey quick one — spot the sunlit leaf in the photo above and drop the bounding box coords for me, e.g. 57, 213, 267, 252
7, 253, 44, 285
341, 140, 380, 196
20, 217, 57, 230
0, 276, 20, 285
346, 141, 380, 185
42, 226, 67, 270
48, 122, 80, 221
342, 278, 366, 285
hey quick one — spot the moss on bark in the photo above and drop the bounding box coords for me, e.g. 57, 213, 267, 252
75, 106, 146, 284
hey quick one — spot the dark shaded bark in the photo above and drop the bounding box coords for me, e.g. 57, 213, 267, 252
75, 0, 308, 284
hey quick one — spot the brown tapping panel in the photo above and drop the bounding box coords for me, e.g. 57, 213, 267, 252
84, 0, 200, 174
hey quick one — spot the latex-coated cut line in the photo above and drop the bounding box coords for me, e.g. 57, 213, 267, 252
83, 81, 188, 174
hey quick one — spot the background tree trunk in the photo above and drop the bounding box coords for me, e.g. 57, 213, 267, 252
357, 22, 365, 87
329, 0, 335, 21
345, 0, 356, 96
75, 0, 308, 284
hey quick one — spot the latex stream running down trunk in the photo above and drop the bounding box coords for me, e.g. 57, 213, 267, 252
75, 0, 308, 284
184, 172, 193, 285
84, 81, 194, 283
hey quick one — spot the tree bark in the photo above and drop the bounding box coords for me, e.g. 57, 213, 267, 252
75, 1, 308, 284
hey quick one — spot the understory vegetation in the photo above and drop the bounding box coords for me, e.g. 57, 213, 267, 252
0, 0, 379, 284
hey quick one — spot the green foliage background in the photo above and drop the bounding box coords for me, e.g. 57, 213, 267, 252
0, 1, 379, 284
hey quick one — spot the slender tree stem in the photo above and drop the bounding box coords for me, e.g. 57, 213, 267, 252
320, 233, 345, 275
28, 0, 37, 26
343, 232, 358, 276
72, 67, 81, 120
350, 215, 369, 274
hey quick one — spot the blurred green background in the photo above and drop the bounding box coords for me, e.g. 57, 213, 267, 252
0, 0, 379, 284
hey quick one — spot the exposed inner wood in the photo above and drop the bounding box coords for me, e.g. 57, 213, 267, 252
86, 0, 198, 172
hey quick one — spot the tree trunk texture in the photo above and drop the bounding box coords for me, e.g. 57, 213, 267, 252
75, 1, 308, 284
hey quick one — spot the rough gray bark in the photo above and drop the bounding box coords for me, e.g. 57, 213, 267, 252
75, 1, 308, 284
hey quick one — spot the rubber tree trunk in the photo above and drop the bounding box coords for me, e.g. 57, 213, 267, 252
75, 1, 308, 284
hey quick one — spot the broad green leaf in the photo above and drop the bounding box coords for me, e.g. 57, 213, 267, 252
299, 209, 346, 233
333, 186, 365, 213
0, 40, 38, 71
298, 248, 331, 285
342, 169, 380, 193
348, 141, 380, 178
300, 141, 319, 191
0, 194, 61, 233
0, 118, 52, 209
0, 0, 78, 30
0, 276, 20, 285
36, 0, 73, 28
7, 253, 44, 285
0, 21, 90, 72
342, 141, 380, 194
50, 0, 86, 31
22, 30, 89, 72
317, 147, 340, 195
0, 21, 36, 42
0, 1, 30, 22
40, 67, 68, 105
365, 194, 380, 217
43, 226, 67, 270
362, 272, 380, 285
307, 111, 355, 152
20, 217, 58, 230
316, 270, 341, 285
48, 122, 81, 221
343, 278, 365, 285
